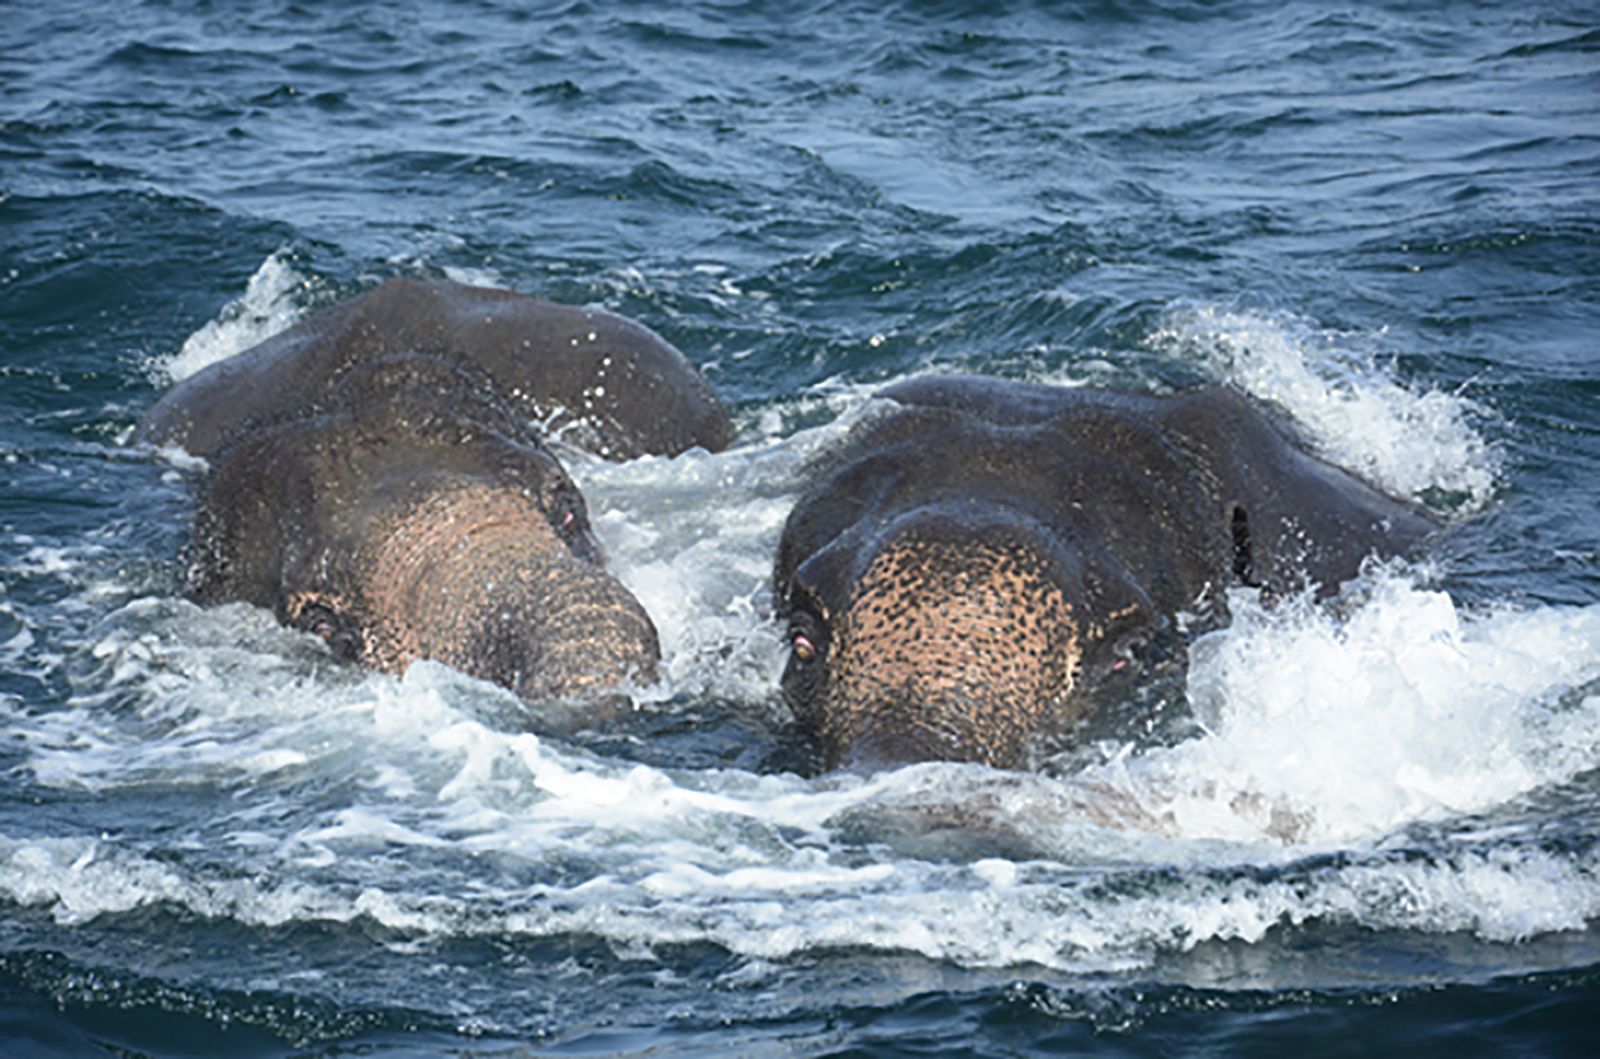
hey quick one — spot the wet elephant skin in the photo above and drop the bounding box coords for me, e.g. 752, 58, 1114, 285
135, 278, 734, 707
774, 375, 1436, 772
136, 276, 734, 462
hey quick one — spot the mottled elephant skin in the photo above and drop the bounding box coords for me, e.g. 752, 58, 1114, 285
135, 277, 734, 706
774, 375, 1436, 772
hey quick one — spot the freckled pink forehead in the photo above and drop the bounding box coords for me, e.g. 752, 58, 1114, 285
820, 536, 1084, 767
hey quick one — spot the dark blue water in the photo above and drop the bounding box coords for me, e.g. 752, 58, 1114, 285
4, 1, 1599, 1054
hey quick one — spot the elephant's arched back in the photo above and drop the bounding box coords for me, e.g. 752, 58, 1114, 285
847, 376, 1436, 600
133, 278, 734, 461
397, 279, 733, 459
132, 295, 366, 458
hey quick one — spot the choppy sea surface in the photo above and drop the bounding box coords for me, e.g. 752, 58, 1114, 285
4, 1, 1599, 1054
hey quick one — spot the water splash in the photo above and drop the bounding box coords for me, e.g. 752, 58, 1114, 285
1083, 572, 1600, 847
571, 397, 878, 702
7, 509, 1599, 972
20, 277, 1585, 975
1149, 304, 1498, 510
156, 250, 313, 383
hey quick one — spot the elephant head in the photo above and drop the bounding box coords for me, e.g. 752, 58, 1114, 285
775, 376, 1435, 772
190, 355, 658, 702
778, 500, 1168, 771
134, 276, 739, 710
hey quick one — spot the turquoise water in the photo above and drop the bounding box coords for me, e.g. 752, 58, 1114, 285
4, 1, 1599, 1054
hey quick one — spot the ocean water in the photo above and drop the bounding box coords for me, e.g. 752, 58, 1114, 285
3, 1, 1598, 1054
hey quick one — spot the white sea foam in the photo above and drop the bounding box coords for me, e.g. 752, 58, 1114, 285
569, 400, 877, 702
157, 249, 312, 383
5, 770, 1597, 963
1149, 304, 1498, 509
1078, 573, 1600, 847
438, 263, 507, 290
10, 508, 1599, 972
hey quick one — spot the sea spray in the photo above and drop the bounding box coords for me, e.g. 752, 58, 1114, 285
20, 260, 1575, 978
156, 249, 314, 383
1149, 303, 1498, 509
1083, 572, 1600, 847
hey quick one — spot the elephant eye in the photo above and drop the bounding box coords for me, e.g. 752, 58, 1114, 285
541, 483, 603, 564
792, 632, 818, 663
1107, 620, 1172, 676
294, 599, 360, 661
544, 485, 585, 539
1110, 634, 1145, 672
298, 602, 339, 639
788, 608, 826, 664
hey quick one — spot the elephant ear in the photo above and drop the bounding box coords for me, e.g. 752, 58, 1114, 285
1160, 387, 1437, 599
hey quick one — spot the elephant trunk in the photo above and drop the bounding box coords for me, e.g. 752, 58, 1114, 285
360, 486, 659, 702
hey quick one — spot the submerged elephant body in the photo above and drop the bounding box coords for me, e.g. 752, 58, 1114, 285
137, 278, 733, 704
775, 376, 1435, 771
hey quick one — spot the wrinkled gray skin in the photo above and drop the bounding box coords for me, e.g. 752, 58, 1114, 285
775, 376, 1436, 772
134, 278, 733, 705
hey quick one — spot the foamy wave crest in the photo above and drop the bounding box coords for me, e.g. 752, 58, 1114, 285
5, 767, 1597, 967
157, 249, 312, 383
1085, 571, 1600, 847
19, 358, 1592, 973
1149, 305, 1498, 509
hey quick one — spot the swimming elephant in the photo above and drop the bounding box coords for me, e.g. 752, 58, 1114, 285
774, 375, 1435, 771
135, 277, 733, 704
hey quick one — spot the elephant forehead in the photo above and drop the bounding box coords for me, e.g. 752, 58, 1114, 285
837, 537, 1080, 689
820, 537, 1082, 768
